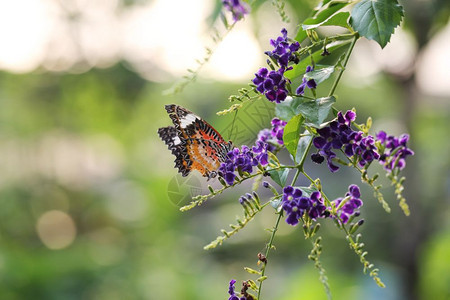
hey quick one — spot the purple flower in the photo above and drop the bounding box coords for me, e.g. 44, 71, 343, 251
271, 118, 287, 145
282, 187, 331, 225
296, 65, 317, 95
253, 67, 290, 103
219, 145, 257, 185
282, 186, 309, 226
308, 191, 327, 219
311, 117, 353, 172
265, 28, 300, 68
222, 0, 250, 22
218, 140, 274, 185
376, 131, 414, 173
254, 118, 287, 153
311, 110, 383, 172
337, 110, 356, 126
252, 141, 269, 166
228, 279, 240, 300
354, 136, 380, 167
256, 129, 277, 152
331, 184, 363, 224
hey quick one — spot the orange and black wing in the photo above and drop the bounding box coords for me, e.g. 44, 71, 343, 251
159, 104, 232, 178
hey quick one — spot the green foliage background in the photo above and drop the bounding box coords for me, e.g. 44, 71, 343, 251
0, 0, 449, 299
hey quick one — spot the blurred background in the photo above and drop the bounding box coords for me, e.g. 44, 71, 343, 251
0, 0, 448, 299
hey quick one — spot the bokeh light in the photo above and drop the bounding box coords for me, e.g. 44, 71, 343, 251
36, 210, 76, 250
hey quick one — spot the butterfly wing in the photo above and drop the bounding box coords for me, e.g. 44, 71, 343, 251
157, 126, 191, 176
160, 104, 232, 178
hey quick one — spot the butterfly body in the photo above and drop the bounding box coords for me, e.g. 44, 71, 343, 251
158, 104, 232, 179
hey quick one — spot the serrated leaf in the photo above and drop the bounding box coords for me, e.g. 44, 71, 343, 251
295, 1, 351, 42
283, 114, 304, 158
350, 0, 404, 48
304, 66, 335, 85
284, 40, 352, 80
302, 12, 350, 30
268, 168, 289, 187
297, 96, 336, 127
295, 132, 313, 164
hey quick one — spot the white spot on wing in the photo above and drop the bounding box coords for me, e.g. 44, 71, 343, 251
180, 113, 198, 128
173, 136, 181, 145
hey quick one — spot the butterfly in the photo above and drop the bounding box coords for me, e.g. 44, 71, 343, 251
158, 104, 233, 179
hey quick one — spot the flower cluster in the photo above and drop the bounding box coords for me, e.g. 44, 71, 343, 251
256, 129, 276, 152
281, 186, 328, 226
218, 116, 290, 185
265, 28, 300, 68
218, 142, 270, 185
219, 146, 257, 185
252, 67, 289, 103
222, 0, 250, 22
253, 29, 323, 102
331, 184, 363, 224
296, 65, 317, 95
255, 117, 287, 149
311, 110, 414, 174
376, 131, 414, 173
270, 118, 287, 145
311, 110, 380, 172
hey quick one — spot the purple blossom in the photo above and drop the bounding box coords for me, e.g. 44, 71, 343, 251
252, 141, 269, 166
252, 67, 290, 103
308, 191, 328, 219
256, 118, 286, 147
376, 131, 414, 172
271, 118, 287, 145
265, 28, 300, 68
256, 129, 277, 152
311, 110, 379, 172
218, 146, 257, 185
311, 110, 414, 174
281, 187, 330, 225
296, 65, 317, 95
282, 186, 309, 226
331, 184, 363, 224
355, 135, 380, 167
228, 279, 240, 300
218, 140, 273, 185
222, 0, 250, 22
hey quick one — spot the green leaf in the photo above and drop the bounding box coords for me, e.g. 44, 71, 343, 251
275, 96, 336, 127
298, 186, 318, 197
304, 66, 335, 85
350, 0, 404, 48
268, 168, 289, 187
295, 132, 313, 164
295, 1, 351, 43
297, 96, 336, 127
283, 114, 305, 158
302, 12, 350, 30
275, 97, 306, 121
284, 39, 351, 80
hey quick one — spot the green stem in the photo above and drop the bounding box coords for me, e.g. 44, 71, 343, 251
257, 167, 302, 299
257, 212, 282, 300
291, 167, 302, 185
328, 34, 358, 97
